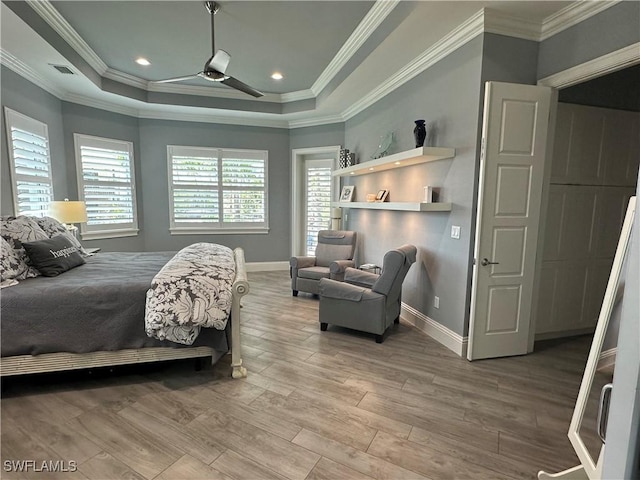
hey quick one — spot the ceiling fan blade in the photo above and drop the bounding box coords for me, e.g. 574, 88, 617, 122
206, 49, 231, 75
221, 76, 264, 98
152, 73, 201, 84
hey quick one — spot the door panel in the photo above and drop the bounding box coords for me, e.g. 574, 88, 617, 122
468, 81, 553, 360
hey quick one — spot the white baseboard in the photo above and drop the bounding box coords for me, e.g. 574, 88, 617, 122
246, 261, 289, 272
401, 303, 468, 357
598, 348, 617, 371
534, 327, 595, 342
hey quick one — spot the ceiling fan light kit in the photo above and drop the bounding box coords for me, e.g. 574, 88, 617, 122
152, 1, 263, 98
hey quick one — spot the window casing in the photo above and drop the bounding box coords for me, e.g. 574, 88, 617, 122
167, 145, 269, 234
4, 108, 54, 217
74, 134, 138, 240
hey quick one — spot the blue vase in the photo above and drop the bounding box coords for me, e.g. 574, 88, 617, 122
414, 120, 426, 148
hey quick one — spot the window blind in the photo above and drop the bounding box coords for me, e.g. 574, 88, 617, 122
74, 134, 138, 239
4, 108, 53, 217
168, 146, 268, 233
305, 165, 332, 255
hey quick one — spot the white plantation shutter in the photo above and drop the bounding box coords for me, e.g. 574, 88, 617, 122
168, 146, 268, 233
305, 164, 332, 255
75, 134, 138, 239
4, 108, 53, 217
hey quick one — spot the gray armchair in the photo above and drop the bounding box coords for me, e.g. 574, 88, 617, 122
318, 244, 417, 343
290, 230, 358, 296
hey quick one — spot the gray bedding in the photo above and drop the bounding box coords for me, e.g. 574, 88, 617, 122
1, 252, 229, 357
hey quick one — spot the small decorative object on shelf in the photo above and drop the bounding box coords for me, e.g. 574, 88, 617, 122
423, 186, 434, 203
348, 152, 356, 166
339, 148, 349, 168
371, 132, 393, 159
366, 193, 377, 202
340, 185, 355, 202
414, 119, 426, 147
375, 189, 389, 202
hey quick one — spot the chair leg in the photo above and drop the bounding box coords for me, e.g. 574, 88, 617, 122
320, 323, 328, 331
375, 334, 384, 343
293, 290, 298, 297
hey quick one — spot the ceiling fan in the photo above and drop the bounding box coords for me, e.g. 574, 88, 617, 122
152, 1, 263, 98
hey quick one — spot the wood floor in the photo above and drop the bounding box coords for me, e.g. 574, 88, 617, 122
1, 270, 590, 480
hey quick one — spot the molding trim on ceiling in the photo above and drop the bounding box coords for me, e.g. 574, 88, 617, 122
310, 0, 400, 96
0, 48, 65, 99
26, 0, 108, 75
287, 113, 346, 129
483, 9, 541, 41
540, 0, 621, 41
537, 42, 640, 89
342, 8, 485, 122
63, 92, 290, 128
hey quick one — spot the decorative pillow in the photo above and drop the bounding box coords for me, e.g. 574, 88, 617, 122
0, 216, 49, 279
35, 216, 89, 256
22, 234, 86, 277
0, 236, 29, 282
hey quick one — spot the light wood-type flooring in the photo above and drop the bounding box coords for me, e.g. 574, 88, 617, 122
1, 271, 591, 480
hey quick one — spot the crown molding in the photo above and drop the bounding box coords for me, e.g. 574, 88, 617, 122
26, 0, 108, 75
342, 9, 484, 122
311, 0, 400, 96
0, 48, 65, 99
540, 0, 620, 41
138, 109, 289, 129
63, 93, 139, 117
288, 113, 345, 129
538, 42, 640, 89
483, 8, 541, 41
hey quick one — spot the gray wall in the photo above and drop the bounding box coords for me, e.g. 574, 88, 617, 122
1, 66, 67, 215
289, 123, 344, 151
343, 36, 484, 337
138, 119, 290, 262
537, 1, 640, 80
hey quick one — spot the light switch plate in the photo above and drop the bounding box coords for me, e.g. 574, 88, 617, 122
434, 296, 440, 309
451, 225, 461, 239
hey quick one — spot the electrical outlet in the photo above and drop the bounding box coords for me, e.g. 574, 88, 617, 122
434, 296, 440, 309
451, 225, 461, 239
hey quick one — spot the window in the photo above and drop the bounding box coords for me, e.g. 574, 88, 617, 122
4, 108, 53, 217
74, 134, 138, 240
167, 145, 268, 234
304, 160, 332, 255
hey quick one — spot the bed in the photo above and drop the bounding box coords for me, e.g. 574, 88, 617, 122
0, 246, 249, 379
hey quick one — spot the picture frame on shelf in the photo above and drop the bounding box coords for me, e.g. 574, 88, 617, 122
340, 185, 355, 202
375, 189, 389, 202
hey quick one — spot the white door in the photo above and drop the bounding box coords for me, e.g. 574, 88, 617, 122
468, 81, 553, 361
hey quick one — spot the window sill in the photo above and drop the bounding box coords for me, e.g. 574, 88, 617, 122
170, 227, 269, 235
80, 228, 139, 241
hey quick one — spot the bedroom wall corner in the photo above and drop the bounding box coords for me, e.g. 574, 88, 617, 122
1, 65, 68, 216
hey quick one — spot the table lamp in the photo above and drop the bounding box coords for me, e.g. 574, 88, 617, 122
49, 199, 88, 238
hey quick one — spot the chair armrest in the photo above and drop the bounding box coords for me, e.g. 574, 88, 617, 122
319, 278, 365, 302
329, 259, 355, 280
344, 267, 379, 288
290, 256, 317, 269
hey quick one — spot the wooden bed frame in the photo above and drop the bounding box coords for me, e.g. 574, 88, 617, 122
0, 247, 249, 379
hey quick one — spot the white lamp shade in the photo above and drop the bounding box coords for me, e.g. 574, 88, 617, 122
49, 200, 88, 223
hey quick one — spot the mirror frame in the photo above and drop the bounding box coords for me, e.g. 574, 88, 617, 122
568, 196, 636, 479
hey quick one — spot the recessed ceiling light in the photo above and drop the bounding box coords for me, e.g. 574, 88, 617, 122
271, 72, 283, 80
135, 57, 151, 66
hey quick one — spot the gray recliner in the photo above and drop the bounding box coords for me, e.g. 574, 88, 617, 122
290, 230, 358, 296
318, 244, 417, 343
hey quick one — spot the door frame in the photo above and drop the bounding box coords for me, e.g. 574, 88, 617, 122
467, 43, 640, 358
527, 43, 640, 351
291, 145, 341, 257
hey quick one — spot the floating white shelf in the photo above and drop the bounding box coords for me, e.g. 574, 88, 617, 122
332, 202, 452, 212
332, 146, 455, 177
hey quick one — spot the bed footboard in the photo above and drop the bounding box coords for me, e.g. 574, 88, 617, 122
231, 247, 249, 378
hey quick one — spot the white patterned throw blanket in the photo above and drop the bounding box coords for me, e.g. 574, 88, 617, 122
145, 243, 236, 345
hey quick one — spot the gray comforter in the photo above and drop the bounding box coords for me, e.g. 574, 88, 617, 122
1, 252, 228, 357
